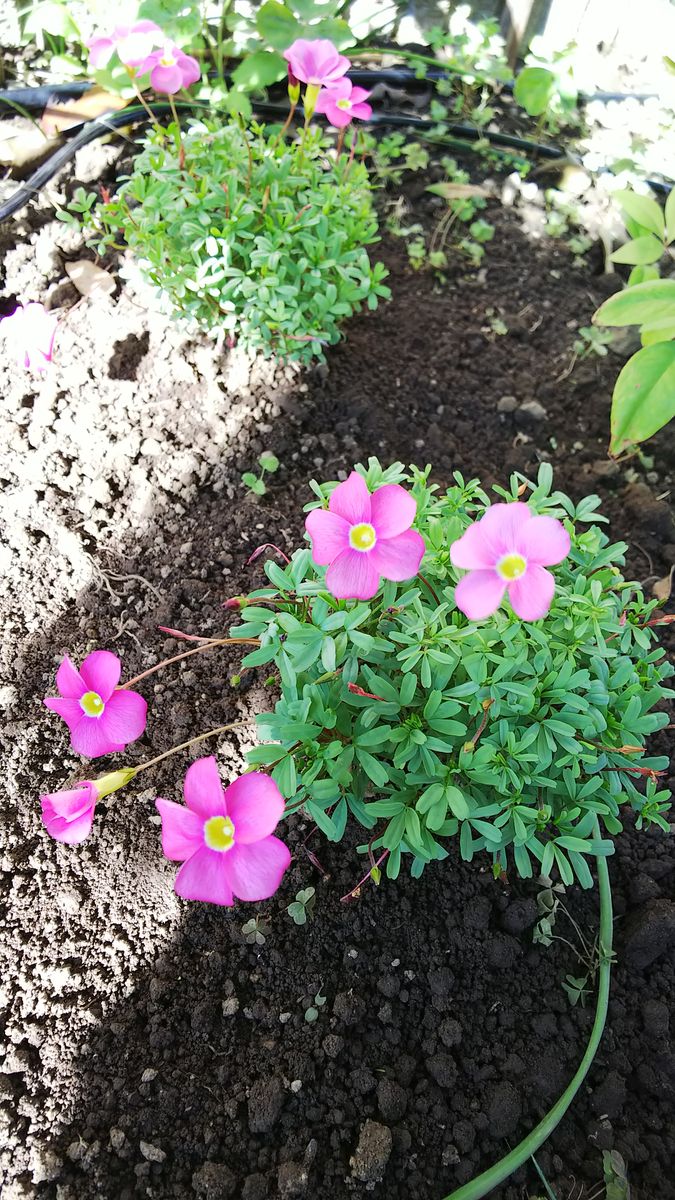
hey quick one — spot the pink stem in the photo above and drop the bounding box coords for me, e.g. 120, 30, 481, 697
340, 849, 390, 903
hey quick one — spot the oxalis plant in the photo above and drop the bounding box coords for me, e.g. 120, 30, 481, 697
58, 28, 389, 364
42, 461, 672, 907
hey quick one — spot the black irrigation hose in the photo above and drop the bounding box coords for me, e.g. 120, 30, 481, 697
1, 95, 671, 224
0, 71, 660, 117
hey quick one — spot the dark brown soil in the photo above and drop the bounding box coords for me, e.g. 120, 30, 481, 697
1, 145, 674, 1200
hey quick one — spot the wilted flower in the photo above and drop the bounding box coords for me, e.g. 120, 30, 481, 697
87, 20, 162, 69
156, 757, 291, 906
41, 781, 98, 843
137, 42, 201, 94
44, 650, 147, 758
315, 78, 372, 128
305, 471, 425, 601
283, 38, 350, 88
450, 502, 570, 621
1, 302, 58, 372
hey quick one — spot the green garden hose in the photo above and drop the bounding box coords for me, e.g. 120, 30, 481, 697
444, 817, 614, 1200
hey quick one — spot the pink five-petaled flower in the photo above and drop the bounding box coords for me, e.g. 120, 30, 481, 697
305, 471, 425, 601
315, 78, 372, 128
1, 302, 58, 373
283, 38, 350, 88
155, 757, 291, 906
87, 21, 162, 69
136, 42, 201, 94
41, 781, 97, 844
450, 502, 570, 621
44, 650, 147, 758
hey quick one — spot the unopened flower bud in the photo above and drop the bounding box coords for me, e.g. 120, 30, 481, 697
94, 767, 137, 798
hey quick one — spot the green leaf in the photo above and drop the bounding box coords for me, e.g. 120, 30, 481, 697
665, 185, 675, 242
256, 0, 301, 49
615, 189, 665, 238
232, 50, 286, 91
513, 66, 555, 116
610, 235, 664, 266
445, 785, 469, 820
594, 278, 675, 328
610, 342, 675, 455
259, 450, 280, 472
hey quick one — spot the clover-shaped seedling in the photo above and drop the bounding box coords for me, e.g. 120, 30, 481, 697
241, 917, 269, 946
287, 887, 316, 926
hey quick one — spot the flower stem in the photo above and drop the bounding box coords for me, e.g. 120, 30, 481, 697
418, 572, 441, 606
135, 719, 255, 775
168, 93, 184, 166
120, 637, 260, 689
340, 849, 389, 902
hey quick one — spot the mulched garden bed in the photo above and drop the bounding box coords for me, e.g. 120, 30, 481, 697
1, 139, 674, 1200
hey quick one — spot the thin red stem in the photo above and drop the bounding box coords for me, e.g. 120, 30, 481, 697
119, 637, 260, 689
340, 849, 389, 903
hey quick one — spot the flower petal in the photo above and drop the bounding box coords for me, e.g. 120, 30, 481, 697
370, 484, 416, 539
183, 756, 227, 818
507, 566, 555, 621
177, 52, 200, 87
223, 773, 285, 844
479, 502, 532, 556
454, 570, 506, 620
516, 515, 570, 566
305, 508, 350, 565
155, 798, 203, 860
370, 529, 425, 582
43, 696, 84, 733
87, 37, 115, 68
56, 655, 84, 698
328, 472, 371, 524
222, 836, 291, 901
99, 689, 147, 747
80, 650, 121, 700
325, 548, 380, 600
450, 521, 498, 570
69, 715, 124, 758
150, 62, 183, 93
41, 783, 97, 844
174, 847, 234, 906
351, 101, 372, 120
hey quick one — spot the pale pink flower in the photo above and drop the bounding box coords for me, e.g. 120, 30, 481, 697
315, 79, 372, 128
44, 650, 147, 758
137, 42, 201, 93
156, 757, 291, 906
1, 302, 58, 372
87, 21, 162, 69
450, 502, 570, 621
283, 39, 350, 88
305, 471, 425, 601
41, 781, 97, 844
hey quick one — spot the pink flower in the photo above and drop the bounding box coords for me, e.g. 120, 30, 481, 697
44, 651, 147, 758
450, 502, 570, 621
41, 781, 97, 844
155, 758, 291, 906
1, 302, 58, 372
87, 21, 162, 69
137, 42, 201, 93
315, 79, 372, 128
283, 39, 350, 88
305, 471, 425, 601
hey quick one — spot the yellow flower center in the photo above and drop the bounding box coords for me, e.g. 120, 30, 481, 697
497, 552, 527, 581
349, 522, 377, 552
80, 691, 105, 717
204, 815, 235, 852
160, 48, 176, 67
336, 98, 352, 110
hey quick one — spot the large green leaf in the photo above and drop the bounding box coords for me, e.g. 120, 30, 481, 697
610, 342, 675, 455
257, 1, 301, 50
513, 66, 555, 116
311, 16, 354, 47
665, 186, 675, 243
594, 278, 675, 329
614, 189, 665, 238
232, 50, 286, 90
610, 235, 664, 266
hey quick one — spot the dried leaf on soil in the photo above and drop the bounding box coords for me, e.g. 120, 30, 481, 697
65, 260, 116, 299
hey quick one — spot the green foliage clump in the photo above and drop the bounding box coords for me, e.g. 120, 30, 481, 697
81, 118, 389, 363
231, 461, 672, 889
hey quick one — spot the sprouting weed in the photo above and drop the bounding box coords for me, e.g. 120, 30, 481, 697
242, 452, 280, 497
